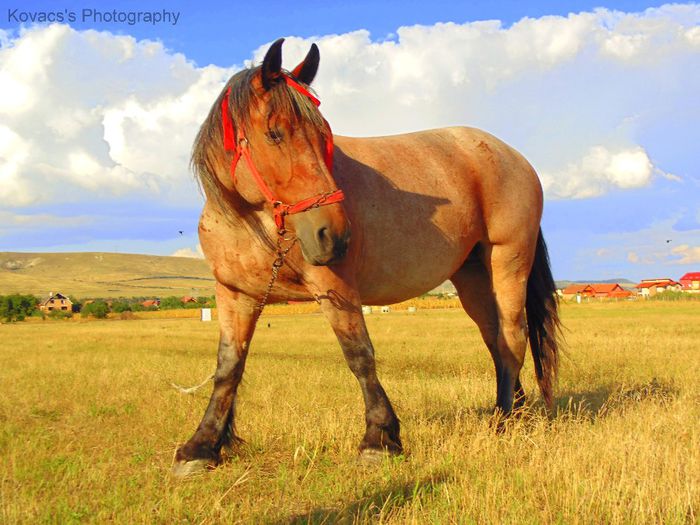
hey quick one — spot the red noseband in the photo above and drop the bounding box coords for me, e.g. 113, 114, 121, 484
220, 75, 344, 232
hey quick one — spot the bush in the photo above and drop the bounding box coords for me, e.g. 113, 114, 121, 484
0, 294, 39, 322
48, 309, 73, 320
111, 301, 132, 313
81, 301, 109, 319
160, 296, 184, 310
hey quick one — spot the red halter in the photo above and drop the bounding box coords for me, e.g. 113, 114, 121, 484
220, 75, 344, 232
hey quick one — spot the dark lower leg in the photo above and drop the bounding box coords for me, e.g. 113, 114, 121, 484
494, 326, 526, 416
308, 268, 401, 455
175, 286, 255, 465
513, 377, 526, 409
175, 339, 248, 464
342, 340, 402, 453
496, 366, 516, 415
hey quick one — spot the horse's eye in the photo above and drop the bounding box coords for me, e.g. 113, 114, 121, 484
265, 129, 283, 144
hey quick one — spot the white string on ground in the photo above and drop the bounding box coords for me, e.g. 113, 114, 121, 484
170, 373, 215, 394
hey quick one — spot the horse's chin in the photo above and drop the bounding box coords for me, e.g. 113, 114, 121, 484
303, 250, 341, 266
300, 241, 347, 266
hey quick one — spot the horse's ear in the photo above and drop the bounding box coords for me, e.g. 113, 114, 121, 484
291, 43, 320, 85
261, 38, 285, 90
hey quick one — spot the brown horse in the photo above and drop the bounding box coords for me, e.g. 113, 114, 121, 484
173, 38, 560, 476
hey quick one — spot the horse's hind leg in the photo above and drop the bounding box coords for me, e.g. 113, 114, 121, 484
487, 242, 533, 415
451, 247, 527, 414
173, 284, 256, 477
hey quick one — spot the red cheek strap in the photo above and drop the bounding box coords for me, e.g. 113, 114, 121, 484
220, 79, 343, 233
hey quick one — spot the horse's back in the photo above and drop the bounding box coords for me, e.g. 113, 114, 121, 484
334, 127, 543, 303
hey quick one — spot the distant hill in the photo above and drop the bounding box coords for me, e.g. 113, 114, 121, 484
0, 252, 214, 299
429, 281, 457, 295
555, 278, 636, 290
1, 250, 639, 300
431, 278, 640, 295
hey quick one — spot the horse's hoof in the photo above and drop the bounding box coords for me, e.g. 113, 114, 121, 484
171, 458, 212, 478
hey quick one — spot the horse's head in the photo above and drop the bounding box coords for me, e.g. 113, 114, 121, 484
207, 38, 350, 266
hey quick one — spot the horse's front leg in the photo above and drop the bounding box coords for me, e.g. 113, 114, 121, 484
172, 284, 256, 476
308, 270, 402, 459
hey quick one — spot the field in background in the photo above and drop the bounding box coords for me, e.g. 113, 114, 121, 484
1, 301, 698, 523
0, 252, 214, 298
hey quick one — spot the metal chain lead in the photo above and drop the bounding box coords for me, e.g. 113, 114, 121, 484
254, 231, 297, 321
172, 231, 295, 396
255, 191, 336, 320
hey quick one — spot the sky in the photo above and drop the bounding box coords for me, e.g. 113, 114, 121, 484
1, 1, 699, 281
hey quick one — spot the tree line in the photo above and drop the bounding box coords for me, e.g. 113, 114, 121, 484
0, 294, 216, 322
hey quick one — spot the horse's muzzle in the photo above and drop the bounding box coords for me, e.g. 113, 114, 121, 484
310, 226, 350, 266
290, 205, 350, 266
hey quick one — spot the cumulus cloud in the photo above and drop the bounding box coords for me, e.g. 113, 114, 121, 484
540, 146, 653, 199
670, 244, 700, 264
0, 25, 231, 208
259, 5, 699, 199
1, 4, 699, 213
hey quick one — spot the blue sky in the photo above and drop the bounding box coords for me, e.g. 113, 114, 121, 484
1, 1, 699, 281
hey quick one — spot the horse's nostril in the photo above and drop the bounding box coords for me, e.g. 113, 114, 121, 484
317, 227, 328, 243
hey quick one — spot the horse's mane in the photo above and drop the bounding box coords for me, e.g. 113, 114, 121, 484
191, 65, 327, 211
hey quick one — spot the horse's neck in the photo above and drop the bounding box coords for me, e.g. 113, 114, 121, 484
212, 190, 278, 248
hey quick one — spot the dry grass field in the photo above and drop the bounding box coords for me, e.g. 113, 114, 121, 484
0, 252, 214, 298
1, 301, 698, 524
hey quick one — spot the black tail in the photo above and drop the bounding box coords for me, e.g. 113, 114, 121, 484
526, 230, 561, 410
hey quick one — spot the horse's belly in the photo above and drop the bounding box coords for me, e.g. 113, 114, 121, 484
354, 212, 479, 304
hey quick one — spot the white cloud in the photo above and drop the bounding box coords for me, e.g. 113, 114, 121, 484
627, 251, 640, 263
670, 244, 700, 264
0, 211, 92, 233
1, 4, 699, 210
171, 245, 204, 259
260, 5, 699, 199
540, 146, 653, 199
655, 167, 682, 183
0, 25, 231, 208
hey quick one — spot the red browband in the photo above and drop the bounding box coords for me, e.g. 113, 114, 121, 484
221, 74, 344, 232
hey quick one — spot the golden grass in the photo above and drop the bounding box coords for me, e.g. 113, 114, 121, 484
0, 301, 698, 523
0, 252, 213, 298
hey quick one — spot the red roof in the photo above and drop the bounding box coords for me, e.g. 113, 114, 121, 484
680, 272, 700, 281
635, 279, 679, 289
562, 284, 592, 294
609, 290, 632, 297
590, 283, 624, 293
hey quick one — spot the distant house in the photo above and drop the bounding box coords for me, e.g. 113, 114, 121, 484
562, 284, 595, 300
40, 292, 73, 312
142, 299, 160, 308
181, 296, 197, 304
679, 272, 700, 293
635, 278, 682, 297
590, 283, 633, 299
562, 283, 632, 300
